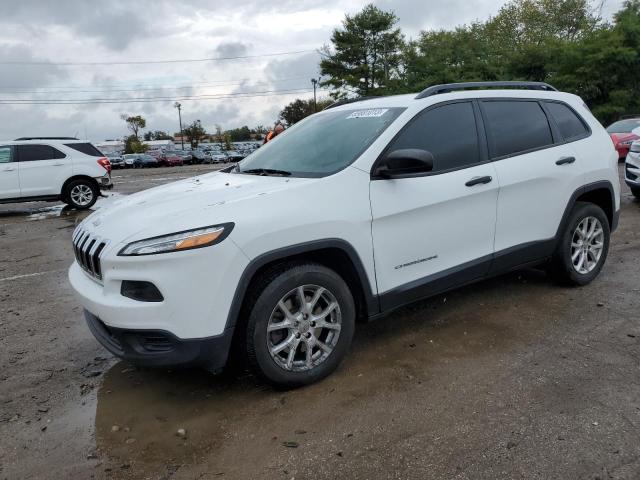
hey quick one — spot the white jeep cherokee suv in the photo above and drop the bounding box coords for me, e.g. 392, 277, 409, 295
69, 82, 620, 387
0, 137, 112, 209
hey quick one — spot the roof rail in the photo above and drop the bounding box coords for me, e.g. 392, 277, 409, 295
323, 96, 380, 110
415, 81, 558, 99
14, 136, 79, 141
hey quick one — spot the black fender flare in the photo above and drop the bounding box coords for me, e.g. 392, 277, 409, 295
554, 180, 618, 240
224, 238, 379, 330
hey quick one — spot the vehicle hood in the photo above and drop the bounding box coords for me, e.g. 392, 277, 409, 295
81, 171, 311, 244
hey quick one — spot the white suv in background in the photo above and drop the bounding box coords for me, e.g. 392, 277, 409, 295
624, 140, 640, 198
69, 82, 620, 387
0, 137, 112, 209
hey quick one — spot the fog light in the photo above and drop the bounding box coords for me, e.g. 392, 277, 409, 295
121, 280, 164, 302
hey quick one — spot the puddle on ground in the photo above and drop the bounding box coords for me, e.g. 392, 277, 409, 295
0, 193, 125, 222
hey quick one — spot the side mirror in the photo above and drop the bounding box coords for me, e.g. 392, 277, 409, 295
375, 149, 434, 179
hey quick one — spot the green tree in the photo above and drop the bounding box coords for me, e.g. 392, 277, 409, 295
320, 4, 405, 98
143, 130, 173, 141
183, 120, 206, 148
123, 135, 148, 154
226, 125, 252, 141
120, 114, 146, 141
223, 132, 233, 151
279, 98, 334, 126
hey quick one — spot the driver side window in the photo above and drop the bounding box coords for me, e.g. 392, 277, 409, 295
386, 101, 481, 173
0, 146, 12, 163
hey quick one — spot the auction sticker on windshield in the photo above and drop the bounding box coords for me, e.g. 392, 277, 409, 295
347, 108, 389, 119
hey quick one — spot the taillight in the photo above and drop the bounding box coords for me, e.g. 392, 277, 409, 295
97, 157, 111, 173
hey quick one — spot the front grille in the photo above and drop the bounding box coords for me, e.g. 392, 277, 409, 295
626, 165, 638, 181
72, 228, 107, 280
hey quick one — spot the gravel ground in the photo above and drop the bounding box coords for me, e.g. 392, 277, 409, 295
1, 164, 639, 480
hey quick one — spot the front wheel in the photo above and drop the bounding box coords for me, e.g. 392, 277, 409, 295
63, 179, 98, 210
550, 202, 610, 286
245, 263, 355, 388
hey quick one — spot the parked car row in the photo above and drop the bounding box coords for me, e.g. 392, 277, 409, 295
106, 143, 261, 168
108, 153, 183, 168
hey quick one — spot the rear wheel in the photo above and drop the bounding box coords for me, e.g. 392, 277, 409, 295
63, 179, 98, 210
244, 263, 355, 388
550, 202, 610, 286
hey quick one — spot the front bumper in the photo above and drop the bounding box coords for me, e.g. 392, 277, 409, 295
85, 310, 234, 371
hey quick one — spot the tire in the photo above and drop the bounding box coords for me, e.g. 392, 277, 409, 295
63, 179, 98, 210
550, 202, 610, 286
244, 262, 355, 388
631, 187, 640, 199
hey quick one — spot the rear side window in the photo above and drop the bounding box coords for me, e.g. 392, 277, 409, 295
545, 102, 589, 141
386, 101, 480, 172
64, 142, 103, 157
482, 101, 553, 158
0, 146, 12, 163
17, 144, 66, 162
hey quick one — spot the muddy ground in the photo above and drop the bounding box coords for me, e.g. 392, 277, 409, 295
1, 164, 639, 480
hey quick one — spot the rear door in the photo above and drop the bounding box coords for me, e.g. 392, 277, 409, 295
0, 145, 20, 199
17, 144, 71, 196
481, 99, 585, 265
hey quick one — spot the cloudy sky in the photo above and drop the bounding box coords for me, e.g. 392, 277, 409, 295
0, 0, 625, 142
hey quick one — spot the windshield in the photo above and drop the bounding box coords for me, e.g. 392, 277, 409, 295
606, 119, 640, 133
237, 107, 405, 177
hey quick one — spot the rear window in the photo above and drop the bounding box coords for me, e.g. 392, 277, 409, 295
545, 102, 589, 141
17, 144, 66, 162
64, 142, 104, 157
482, 101, 554, 158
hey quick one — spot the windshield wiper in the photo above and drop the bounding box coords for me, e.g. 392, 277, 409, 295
241, 168, 292, 176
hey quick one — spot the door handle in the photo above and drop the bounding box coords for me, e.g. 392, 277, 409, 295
53, 163, 65, 166
1, 167, 16, 172
556, 156, 576, 165
465, 176, 492, 187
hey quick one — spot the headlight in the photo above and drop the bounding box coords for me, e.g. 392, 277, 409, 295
118, 223, 233, 256
630, 142, 640, 153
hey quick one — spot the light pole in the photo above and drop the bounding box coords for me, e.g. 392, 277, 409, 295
174, 102, 184, 150
311, 77, 321, 112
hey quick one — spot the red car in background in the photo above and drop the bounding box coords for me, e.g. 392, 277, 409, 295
160, 154, 184, 167
606, 116, 640, 160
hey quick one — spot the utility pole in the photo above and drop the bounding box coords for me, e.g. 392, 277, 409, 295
311, 77, 320, 112
174, 102, 184, 150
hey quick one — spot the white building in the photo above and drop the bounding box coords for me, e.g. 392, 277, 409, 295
143, 140, 175, 151
95, 140, 125, 154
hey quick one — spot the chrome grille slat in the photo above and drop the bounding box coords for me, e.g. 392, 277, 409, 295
72, 228, 107, 281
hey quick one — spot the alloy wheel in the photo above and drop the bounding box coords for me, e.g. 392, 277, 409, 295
266, 285, 342, 372
571, 216, 604, 274
70, 184, 94, 207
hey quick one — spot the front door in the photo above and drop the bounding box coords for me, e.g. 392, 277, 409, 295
370, 101, 499, 311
